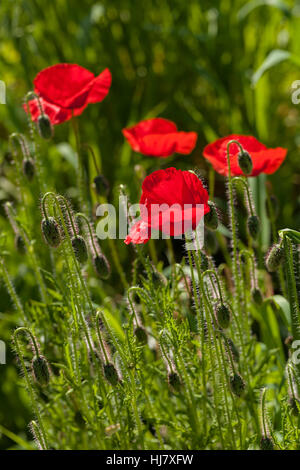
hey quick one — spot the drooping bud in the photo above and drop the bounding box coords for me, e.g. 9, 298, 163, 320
134, 326, 148, 344
71, 236, 88, 264
238, 150, 253, 176
215, 303, 231, 329
265, 242, 284, 272
204, 230, 218, 255
103, 363, 119, 386
204, 201, 219, 230
260, 436, 274, 450
32, 355, 50, 386
15, 234, 26, 254
37, 114, 53, 140
93, 175, 109, 197
22, 158, 35, 181
41, 217, 61, 248
230, 373, 245, 397
251, 287, 263, 306
93, 254, 111, 279
168, 372, 182, 392
247, 215, 260, 239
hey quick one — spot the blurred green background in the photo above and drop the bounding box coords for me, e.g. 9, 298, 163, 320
1, 0, 300, 449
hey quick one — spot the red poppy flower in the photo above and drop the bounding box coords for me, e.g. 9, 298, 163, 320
122, 118, 197, 157
25, 64, 112, 124
125, 167, 210, 244
203, 134, 287, 177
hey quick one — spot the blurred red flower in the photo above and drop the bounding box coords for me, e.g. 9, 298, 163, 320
203, 134, 287, 177
25, 64, 112, 124
122, 118, 197, 157
125, 167, 210, 244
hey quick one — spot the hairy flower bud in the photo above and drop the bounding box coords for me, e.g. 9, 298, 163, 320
215, 303, 231, 329
104, 363, 119, 386
37, 114, 53, 140
247, 215, 260, 239
238, 150, 253, 176
32, 355, 50, 386
266, 243, 284, 272
204, 201, 219, 230
93, 254, 110, 279
168, 372, 182, 392
260, 436, 274, 450
41, 217, 61, 248
251, 287, 263, 306
22, 158, 35, 181
93, 175, 109, 197
230, 373, 245, 397
134, 326, 148, 344
71, 236, 88, 264
15, 234, 26, 254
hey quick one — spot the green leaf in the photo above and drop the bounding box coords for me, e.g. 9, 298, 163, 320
279, 228, 300, 244
267, 295, 291, 328
251, 49, 291, 86
103, 308, 126, 342
238, 0, 291, 21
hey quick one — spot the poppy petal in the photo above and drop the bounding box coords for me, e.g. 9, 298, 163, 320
124, 220, 150, 245
122, 118, 197, 157
86, 68, 112, 105
34, 64, 94, 108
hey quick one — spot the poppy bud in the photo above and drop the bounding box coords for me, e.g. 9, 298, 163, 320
22, 158, 35, 181
260, 436, 274, 450
71, 236, 88, 264
251, 287, 263, 306
247, 215, 260, 239
168, 372, 182, 392
32, 355, 50, 386
41, 217, 61, 248
93, 254, 111, 279
134, 326, 148, 344
15, 234, 26, 254
37, 114, 53, 140
230, 373, 245, 397
204, 230, 218, 255
266, 242, 284, 272
238, 150, 253, 176
266, 194, 279, 220
204, 201, 219, 230
200, 251, 209, 271
93, 175, 109, 197
215, 303, 231, 329
226, 338, 240, 363
103, 363, 119, 386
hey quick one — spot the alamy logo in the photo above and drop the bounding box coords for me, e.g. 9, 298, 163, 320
291, 80, 300, 104
0, 80, 6, 104
0, 340, 6, 364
